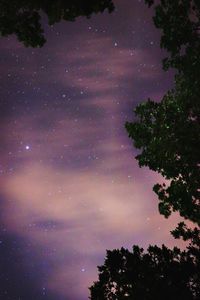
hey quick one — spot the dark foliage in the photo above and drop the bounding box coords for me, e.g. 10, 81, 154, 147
0, 0, 114, 47
126, 75, 200, 225
145, 0, 200, 77
126, 0, 200, 225
90, 244, 199, 299
172, 222, 200, 248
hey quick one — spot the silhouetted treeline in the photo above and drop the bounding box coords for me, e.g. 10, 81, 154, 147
90, 244, 199, 300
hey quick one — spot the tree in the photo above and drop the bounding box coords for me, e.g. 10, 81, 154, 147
125, 0, 200, 226
125, 75, 200, 225
145, 0, 200, 78
0, 0, 114, 47
89, 244, 199, 300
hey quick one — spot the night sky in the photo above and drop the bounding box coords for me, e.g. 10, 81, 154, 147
0, 1, 185, 299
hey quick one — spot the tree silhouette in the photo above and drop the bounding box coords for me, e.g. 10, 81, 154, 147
145, 0, 200, 77
90, 244, 199, 300
0, 0, 114, 47
125, 0, 200, 226
125, 75, 200, 225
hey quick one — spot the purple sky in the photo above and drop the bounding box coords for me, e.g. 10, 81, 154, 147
0, 1, 185, 299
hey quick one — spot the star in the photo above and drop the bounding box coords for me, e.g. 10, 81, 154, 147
25, 145, 30, 150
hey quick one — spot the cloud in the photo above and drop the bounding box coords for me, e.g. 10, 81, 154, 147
52, 36, 163, 96
0, 7, 179, 299
1, 160, 184, 298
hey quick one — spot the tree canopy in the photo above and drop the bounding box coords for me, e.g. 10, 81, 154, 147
125, 75, 200, 225
0, 0, 114, 47
90, 244, 199, 300
145, 0, 200, 77
126, 0, 200, 226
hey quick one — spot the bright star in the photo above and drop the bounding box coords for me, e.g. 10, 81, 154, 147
25, 145, 30, 150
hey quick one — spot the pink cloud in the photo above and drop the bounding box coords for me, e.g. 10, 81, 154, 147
1, 160, 185, 298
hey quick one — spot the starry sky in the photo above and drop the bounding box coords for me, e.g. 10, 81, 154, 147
0, 1, 185, 299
